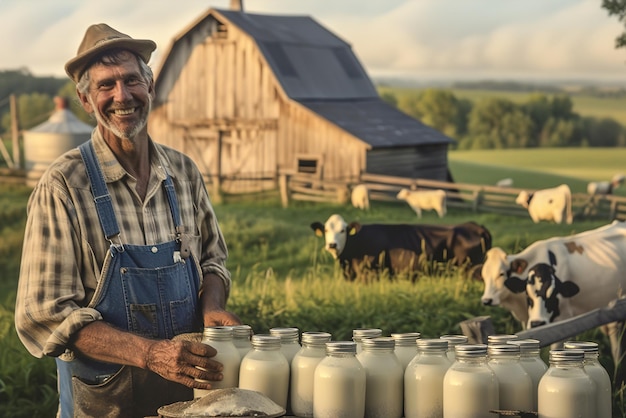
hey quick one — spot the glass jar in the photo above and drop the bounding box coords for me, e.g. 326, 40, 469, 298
538, 349, 596, 418
231, 324, 253, 359
439, 334, 468, 362
443, 344, 499, 418
352, 328, 382, 354
508, 338, 547, 411
564, 341, 611, 418
391, 332, 421, 370
357, 337, 403, 418
488, 344, 533, 412
314, 341, 366, 418
290, 331, 332, 417
404, 338, 450, 418
487, 334, 519, 345
194, 326, 241, 398
239, 334, 290, 410
270, 327, 301, 363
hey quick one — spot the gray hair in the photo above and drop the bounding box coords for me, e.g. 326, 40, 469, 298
76, 49, 153, 95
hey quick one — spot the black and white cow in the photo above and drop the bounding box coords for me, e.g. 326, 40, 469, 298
310, 214, 491, 280
490, 221, 626, 380
481, 221, 626, 329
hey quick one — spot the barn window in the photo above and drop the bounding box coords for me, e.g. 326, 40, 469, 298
264, 42, 298, 77
333, 47, 362, 79
297, 158, 318, 174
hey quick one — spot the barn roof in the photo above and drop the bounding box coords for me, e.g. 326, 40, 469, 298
154, 8, 454, 148
300, 99, 455, 148
216, 9, 378, 100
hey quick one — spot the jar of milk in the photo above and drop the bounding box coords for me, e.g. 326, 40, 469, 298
443, 344, 499, 418
290, 331, 332, 417
357, 337, 403, 418
352, 328, 382, 353
314, 341, 366, 418
508, 338, 547, 411
270, 327, 301, 363
439, 334, 468, 362
239, 334, 290, 410
404, 338, 450, 418
391, 332, 421, 370
194, 326, 241, 398
231, 324, 253, 358
564, 341, 612, 418
538, 349, 597, 418
488, 344, 533, 412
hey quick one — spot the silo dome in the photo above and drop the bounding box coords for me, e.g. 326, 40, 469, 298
23, 96, 93, 187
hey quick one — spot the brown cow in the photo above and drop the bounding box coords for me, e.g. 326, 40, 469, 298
310, 214, 491, 280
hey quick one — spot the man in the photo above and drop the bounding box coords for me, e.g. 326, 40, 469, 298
14, 23, 241, 417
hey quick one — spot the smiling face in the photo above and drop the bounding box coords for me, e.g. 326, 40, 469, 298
78, 50, 153, 145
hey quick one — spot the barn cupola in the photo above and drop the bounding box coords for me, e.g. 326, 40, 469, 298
230, 0, 243, 11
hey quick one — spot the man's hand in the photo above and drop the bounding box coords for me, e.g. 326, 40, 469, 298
204, 308, 242, 327
145, 339, 223, 389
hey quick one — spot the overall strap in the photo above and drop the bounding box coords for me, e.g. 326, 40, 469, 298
79, 141, 121, 241
163, 174, 182, 230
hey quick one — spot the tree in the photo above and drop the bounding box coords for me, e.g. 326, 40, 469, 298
466, 98, 534, 149
602, 0, 626, 48
0, 93, 55, 133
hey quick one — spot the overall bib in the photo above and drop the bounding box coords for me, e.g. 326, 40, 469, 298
56, 141, 201, 417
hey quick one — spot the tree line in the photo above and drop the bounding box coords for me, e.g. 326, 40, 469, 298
379, 88, 626, 149
1, 68, 625, 149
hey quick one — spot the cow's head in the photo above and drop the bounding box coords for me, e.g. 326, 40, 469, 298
524, 250, 580, 328
480, 247, 527, 305
515, 191, 531, 208
396, 188, 410, 200
310, 214, 360, 259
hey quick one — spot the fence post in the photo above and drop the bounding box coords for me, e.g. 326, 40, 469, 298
279, 173, 290, 208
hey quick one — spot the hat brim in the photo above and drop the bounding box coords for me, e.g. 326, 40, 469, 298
65, 38, 156, 82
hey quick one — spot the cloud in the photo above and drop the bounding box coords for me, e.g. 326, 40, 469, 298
1, 0, 624, 82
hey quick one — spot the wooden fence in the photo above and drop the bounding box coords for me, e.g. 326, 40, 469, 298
278, 170, 626, 221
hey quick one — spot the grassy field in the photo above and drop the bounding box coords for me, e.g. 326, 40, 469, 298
449, 147, 626, 194
2, 148, 626, 416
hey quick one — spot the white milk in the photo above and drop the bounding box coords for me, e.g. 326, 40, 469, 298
443, 344, 498, 418
564, 341, 612, 418
290, 331, 332, 417
508, 339, 547, 411
391, 332, 421, 370
440, 334, 468, 362
488, 344, 533, 412
239, 334, 289, 410
357, 337, 403, 418
194, 326, 241, 398
231, 324, 253, 359
538, 349, 596, 418
404, 339, 450, 418
314, 341, 366, 418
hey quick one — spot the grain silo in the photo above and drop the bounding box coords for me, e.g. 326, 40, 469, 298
23, 97, 93, 187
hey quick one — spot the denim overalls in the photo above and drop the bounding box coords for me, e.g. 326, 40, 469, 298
55, 141, 201, 417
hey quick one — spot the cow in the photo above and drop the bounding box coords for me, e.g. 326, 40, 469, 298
496, 178, 514, 188
310, 214, 491, 281
396, 188, 447, 218
587, 173, 625, 196
515, 184, 572, 224
482, 221, 626, 380
481, 221, 626, 329
351, 184, 370, 210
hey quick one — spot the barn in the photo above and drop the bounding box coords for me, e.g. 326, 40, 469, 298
149, 5, 455, 194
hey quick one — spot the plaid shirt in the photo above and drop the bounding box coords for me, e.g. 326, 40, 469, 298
15, 129, 231, 358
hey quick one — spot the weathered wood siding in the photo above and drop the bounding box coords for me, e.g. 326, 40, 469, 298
366, 144, 449, 180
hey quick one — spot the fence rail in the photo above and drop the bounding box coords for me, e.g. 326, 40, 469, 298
278, 170, 626, 221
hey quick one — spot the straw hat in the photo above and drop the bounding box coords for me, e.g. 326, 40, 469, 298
65, 23, 156, 82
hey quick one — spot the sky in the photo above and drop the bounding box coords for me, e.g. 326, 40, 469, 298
1, 0, 625, 85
